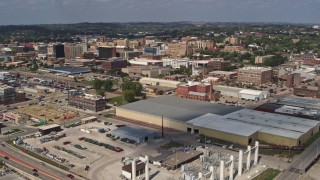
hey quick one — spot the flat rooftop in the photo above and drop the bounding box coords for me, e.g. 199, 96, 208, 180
118, 96, 242, 122
187, 113, 261, 137
279, 97, 320, 109
111, 126, 157, 139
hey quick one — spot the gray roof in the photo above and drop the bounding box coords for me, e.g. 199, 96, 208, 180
118, 96, 242, 122
187, 113, 261, 137
225, 109, 318, 133
111, 126, 157, 139
279, 97, 320, 109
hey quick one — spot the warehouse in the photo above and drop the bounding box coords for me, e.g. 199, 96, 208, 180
239, 89, 270, 101
212, 85, 242, 98
38, 124, 61, 135
116, 96, 320, 146
111, 126, 158, 143
139, 77, 183, 88
116, 96, 242, 132
187, 109, 320, 146
187, 113, 261, 145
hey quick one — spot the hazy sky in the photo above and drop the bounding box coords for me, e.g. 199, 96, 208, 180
0, 0, 319, 25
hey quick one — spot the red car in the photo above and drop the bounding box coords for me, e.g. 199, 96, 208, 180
67, 174, 74, 179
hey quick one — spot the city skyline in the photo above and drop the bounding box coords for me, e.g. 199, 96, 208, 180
0, 0, 319, 25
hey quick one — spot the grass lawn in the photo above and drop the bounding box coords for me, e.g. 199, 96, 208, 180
259, 149, 300, 158
253, 168, 280, 180
106, 96, 127, 106
6, 140, 69, 171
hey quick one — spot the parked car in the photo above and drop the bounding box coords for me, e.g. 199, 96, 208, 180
67, 174, 74, 179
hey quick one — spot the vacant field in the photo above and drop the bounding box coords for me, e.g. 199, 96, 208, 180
13, 105, 79, 123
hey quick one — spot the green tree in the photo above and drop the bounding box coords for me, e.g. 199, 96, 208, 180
124, 90, 135, 102
96, 89, 105, 96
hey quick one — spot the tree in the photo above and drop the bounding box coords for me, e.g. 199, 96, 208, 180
96, 89, 105, 96
124, 90, 135, 103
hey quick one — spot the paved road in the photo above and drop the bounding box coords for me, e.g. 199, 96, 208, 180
278, 140, 320, 180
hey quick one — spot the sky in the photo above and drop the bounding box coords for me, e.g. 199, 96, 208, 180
0, 0, 319, 25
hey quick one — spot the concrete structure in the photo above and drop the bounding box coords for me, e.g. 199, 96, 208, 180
294, 86, 320, 98
237, 67, 273, 84
38, 124, 61, 135
81, 116, 97, 124
111, 126, 158, 143
166, 42, 188, 58
139, 77, 183, 88
45, 66, 91, 75
122, 160, 145, 179
254, 55, 274, 64
119, 51, 140, 60
68, 94, 106, 112
52, 44, 65, 58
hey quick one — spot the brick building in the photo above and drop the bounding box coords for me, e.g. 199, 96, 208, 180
293, 86, 320, 98
177, 81, 218, 101
101, 58, 127, 70
237, 67, 273, 84
285, 73, 301, 88
68, 94, 106, 112
303, 53, 320, 64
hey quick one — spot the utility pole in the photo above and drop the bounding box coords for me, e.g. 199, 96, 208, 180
161, 116, 164, 138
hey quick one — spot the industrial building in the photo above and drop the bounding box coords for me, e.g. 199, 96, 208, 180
38, 124, 61, 135
111, 126, 158, 143
68, 93, 106, 112
212, 85, 270, 101
46, 66, 91, 75
237, 67, 273, 84
116, 96, 242, 132
122, 160, 146, 179
116, 96, 319, 146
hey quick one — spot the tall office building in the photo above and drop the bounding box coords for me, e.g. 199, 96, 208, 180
53, 44, 65, 58
64, 44, 83, 59
98, 47, 116, 59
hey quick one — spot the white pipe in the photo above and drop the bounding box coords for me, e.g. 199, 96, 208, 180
254, 141, 259, 166
246, 146, 251, 171
145, 155, 149, 180
132, 159, 136, 180
220, 160, 224, 180
210, 166, 214, 180
198, 172, 203, 180
238, 150, 243, 176
230, 155, 234, 180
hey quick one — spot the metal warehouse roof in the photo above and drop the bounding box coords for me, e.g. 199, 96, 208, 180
45, 66, 91, 74
239, 89, 269, 96
38, 124, 60, 131
279, 97, 320, 109
118, 96, 242, 122
111, 126, 157, 139
226, 109, 319, 129
187, 113, 262, 137
259, 127, 304, 139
